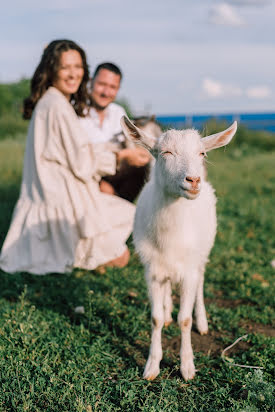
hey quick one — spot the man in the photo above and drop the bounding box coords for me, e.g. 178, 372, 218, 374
79, 62, 151, 202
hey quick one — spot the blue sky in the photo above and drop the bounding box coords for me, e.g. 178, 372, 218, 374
1, 0, 274, 115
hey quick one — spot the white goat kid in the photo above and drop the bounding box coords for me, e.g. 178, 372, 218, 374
121, 116, 237, 381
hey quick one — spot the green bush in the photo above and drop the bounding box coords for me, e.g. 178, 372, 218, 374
0, 114, 28, 141
0, 79, 30, 141
0, 78, 30, 116
203, 119, 275, 152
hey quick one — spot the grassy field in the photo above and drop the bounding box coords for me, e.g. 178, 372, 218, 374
0, 125, 274, 411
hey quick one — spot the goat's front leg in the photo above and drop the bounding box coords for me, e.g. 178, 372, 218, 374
143, 277, 166, 380
178, 270, 199, 381
164, 280, 173, 327
195, 268, 208, 335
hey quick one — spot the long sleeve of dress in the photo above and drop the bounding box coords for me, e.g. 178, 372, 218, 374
41, 108, 115, 183
55, 110, 116, 182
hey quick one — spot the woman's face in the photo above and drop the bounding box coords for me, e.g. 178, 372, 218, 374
53, 49, 84, 99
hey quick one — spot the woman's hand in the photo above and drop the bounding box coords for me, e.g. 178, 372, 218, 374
117, 147, 151, 167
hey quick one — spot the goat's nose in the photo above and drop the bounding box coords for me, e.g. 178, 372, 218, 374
185, 176, 201, 189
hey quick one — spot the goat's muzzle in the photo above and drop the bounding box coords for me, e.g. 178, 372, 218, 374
185, 176, 201, 190
180, 176, 201, 199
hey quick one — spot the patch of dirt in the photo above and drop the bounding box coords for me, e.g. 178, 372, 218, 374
161, 320, 274, 359
205, 297, 255, 308
162, 329, 250, 358
173, 293, 256, 309
239, 321, 275, 338
163, 330, 222, 357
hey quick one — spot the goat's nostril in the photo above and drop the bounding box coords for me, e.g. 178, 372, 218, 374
186, 176, 201, 183
185, 176, 201, 190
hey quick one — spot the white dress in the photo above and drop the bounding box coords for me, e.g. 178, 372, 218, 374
0, 87, 135, 275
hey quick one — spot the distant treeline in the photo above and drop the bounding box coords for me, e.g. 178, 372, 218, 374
0, 79, 274, 153
0, 78, 133, 141
0, 78, 132, 117
0, 79, 30, 140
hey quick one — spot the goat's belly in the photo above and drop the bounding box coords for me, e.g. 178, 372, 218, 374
136, 238, 206, 283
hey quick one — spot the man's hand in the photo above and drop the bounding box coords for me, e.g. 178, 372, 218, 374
118, 147, 151, 167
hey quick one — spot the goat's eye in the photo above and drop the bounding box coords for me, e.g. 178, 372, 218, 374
161, 151, 173, 157
200, 152, 206, 157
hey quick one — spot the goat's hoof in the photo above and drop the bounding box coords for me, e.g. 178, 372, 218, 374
180, 360, 196, 381
143, 359, 160, 381
196, 318, 208, 335
143, 373, 159, 381
164, 319, 173, 327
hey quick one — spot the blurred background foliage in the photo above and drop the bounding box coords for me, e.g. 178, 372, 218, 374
1, 79, 275, 155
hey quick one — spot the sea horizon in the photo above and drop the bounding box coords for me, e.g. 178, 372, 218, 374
156, 111, 275, 133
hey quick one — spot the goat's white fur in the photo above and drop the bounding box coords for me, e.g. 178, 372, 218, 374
121, 116, 237, 381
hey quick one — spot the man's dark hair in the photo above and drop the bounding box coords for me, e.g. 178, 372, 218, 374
93, 62, 123, 80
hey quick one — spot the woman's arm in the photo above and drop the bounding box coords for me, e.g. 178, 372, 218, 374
48, 107, 117, 182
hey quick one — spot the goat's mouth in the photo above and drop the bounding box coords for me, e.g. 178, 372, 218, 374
181, 188, 200, 199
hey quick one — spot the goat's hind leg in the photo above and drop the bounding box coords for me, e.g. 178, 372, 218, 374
164, 280, 173, 327
143, 274, 166, 380
195, 268, 208, 335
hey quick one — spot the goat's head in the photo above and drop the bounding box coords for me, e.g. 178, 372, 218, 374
132, 115, 163, 138
121, 116, 237, 200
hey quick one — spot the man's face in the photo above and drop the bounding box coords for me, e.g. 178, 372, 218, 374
91, 68, 121, 110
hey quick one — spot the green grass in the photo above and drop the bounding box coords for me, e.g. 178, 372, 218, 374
0, 127, 274, 411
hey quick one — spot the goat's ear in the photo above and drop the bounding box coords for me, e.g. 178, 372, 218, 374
201, 121, 237, 152
120, 116, 157, 151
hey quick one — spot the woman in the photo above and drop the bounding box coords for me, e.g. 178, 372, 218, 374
0, 40, 135, 275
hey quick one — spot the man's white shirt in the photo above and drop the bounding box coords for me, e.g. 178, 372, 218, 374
79, 103, 127, 144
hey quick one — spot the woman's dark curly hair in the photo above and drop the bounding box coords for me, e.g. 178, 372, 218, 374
23, 39, 90, 119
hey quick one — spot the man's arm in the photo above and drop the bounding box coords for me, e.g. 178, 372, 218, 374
117, 147, 151, 167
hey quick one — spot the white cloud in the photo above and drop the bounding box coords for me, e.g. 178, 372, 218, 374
246, 86, 272, 98
209, 3, 245, 26
202, 78, 223, 97
202, 78, 243, 98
